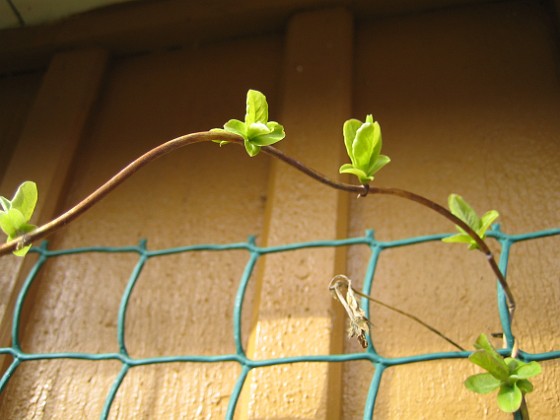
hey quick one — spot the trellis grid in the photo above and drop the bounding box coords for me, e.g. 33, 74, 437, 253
0, 224, 559, 419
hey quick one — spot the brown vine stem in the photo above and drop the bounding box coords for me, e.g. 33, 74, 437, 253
518, 396, 530, 420
0, 132, 242, 256
0, 131, 514, 321
264, 145, 515, 321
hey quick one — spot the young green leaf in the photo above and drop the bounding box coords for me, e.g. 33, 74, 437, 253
0, 196, 10, 212
469, 334, 510, 381
339, 115, 390, 184
469, 349, 510, 382
497, 383, 523, 413
343, 119, 362, 161
465, 334, 542, 415
223, 119, 246, 138
11, 181, 38, 220
464, 373, 502, 394
448, 193, 480, 230
480, 210, 499, 235
0, 181, 38, 256
516, 379, 534, 394
442, 194, 499, 250
511, 361, 542, 379
245, 89, 268, 124
212, 89, 285, 157
0, 208, 26, 238
473, 333, 499, 353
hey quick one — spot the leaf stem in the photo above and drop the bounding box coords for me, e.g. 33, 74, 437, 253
351, 287, 466, 351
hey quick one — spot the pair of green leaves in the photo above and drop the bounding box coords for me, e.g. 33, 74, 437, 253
0, 181, 38, 256
213, 89, 285, 157
443, 194, 499, 250
339, 115, 391, 184
465, 334, 541, 413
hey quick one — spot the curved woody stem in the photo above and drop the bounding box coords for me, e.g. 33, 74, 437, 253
0, 131, 515, 320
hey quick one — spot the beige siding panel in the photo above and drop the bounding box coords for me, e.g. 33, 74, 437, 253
0, 48, 107, 377
0, 36, 281, 418
0, 1, 558, 418
241, 8, 352, 419
347, 2, 560, 418
0, 71, 43, 183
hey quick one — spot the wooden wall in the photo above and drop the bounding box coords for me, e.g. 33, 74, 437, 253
0, 1, 558, 418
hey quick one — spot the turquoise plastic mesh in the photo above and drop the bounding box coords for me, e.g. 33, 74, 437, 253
1, 224, 558, 418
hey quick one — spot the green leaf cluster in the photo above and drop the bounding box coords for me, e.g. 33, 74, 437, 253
213, 89, 285, 157
442, 194, 499, 250
465, 334, 541, 413
339, 115, 390, 184
0, 181, 38, 256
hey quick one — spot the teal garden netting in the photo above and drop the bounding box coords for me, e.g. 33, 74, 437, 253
1, 224, 559, 419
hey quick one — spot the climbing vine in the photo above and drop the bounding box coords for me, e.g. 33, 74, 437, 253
0, 89, 543, 418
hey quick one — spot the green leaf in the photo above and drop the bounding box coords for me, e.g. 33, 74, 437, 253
250, 122, 285, 146
352, 122, 375, 169
470, 350, 510, 381
497, 383, 522, 413
444, 195, 499, 250
0, 208, 36, 239
479, 210, 499, 235
473, 333, 497, 353
244, 140, 261, 157
504, 357, 521, 372
223, 119, 247, 138
11, 181, 37, 221
370, 121, 383, 162
0, 208, 36, 256
441, 233, 474, 244
513, 361, 542, 379
340, 115, 390, 185
343, 119, 363, 162
0, 208, 25, 237
339, 164, 372, 184
448, 194, 481, 231
516, 379, 534, 394
464, 373, 502, 394
8, 222, 35, 257
0, 181, 38, 257
246, 122, 271, 139
469, 334, 510, 381
367, 154, 391, 177
209, 128, 231, 146
465, 335, 542, 415
245, 89, 268, 124
12, 244, 32, 257
0, 196, 10, 212
214, 90, 285, 157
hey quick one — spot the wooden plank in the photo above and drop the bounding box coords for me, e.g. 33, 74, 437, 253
239, 8, 352, 419
0, 48, 108, 362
